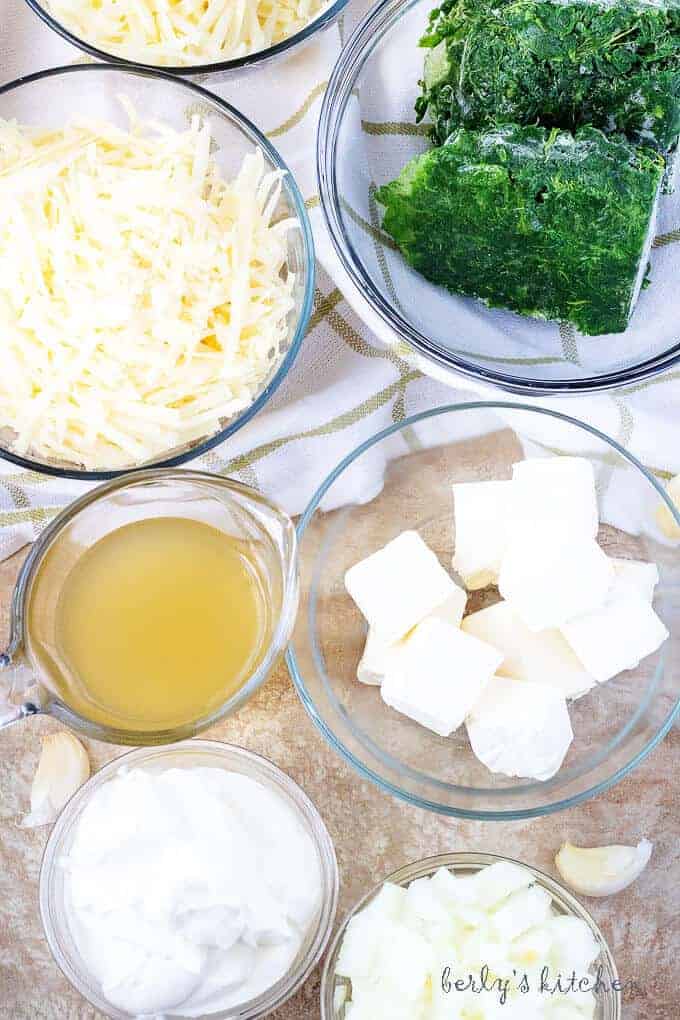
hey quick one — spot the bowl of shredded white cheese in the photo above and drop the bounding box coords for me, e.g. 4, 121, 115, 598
0, 65, 314, 477
24, 0, 346, 73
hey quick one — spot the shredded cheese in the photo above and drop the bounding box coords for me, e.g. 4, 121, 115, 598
0, 106, 298, 470
45, 0, 328, 64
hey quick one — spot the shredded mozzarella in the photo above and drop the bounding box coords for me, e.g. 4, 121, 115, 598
45, 0, 328, 64
0, 107, 297, 470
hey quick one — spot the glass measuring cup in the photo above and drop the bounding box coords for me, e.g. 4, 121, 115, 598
0, 470, 298, 744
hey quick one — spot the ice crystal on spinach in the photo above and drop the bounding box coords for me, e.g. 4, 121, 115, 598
376, 125, 664, 335
416, 0, 680, 152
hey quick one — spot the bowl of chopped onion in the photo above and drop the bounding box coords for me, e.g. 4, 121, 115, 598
322, 853, 621, 1020
24, 0, 347, 75
0, 64, 314, 478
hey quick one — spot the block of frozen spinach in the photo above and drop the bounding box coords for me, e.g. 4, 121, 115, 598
416, 0, 680, 152
376, 125, 664, 335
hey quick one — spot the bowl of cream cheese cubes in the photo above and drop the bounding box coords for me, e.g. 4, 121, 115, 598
287, 401, 680, 819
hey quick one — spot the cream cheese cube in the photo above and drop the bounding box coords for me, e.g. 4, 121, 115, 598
561, 594, 669, 685
461, 600, 596, 699
345, 530, 458, 644
357, 629, 397, 686
357, 588, 467, 685
451, 479, 514, 589
466, 676, 574, 781
609, 556, 659, 603
510, 457, 599, 541
498, 534, 613, 632
381, 617, 503, 737
430, 587, 469, 628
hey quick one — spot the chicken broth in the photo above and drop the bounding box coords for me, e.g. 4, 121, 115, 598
28, 517, 269, 731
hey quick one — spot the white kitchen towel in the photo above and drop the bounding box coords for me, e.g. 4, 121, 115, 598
1, 0, 679, 564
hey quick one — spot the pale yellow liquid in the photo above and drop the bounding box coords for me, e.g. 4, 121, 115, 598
29, 517, 269, 732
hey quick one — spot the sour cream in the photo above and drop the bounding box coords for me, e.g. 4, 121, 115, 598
61, 766, 322, 1017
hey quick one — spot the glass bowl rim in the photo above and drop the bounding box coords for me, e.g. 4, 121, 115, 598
0, 62, 315, 480
319, 850, 622, 1020
286, 399, 680, 820
316, 0, 680, 396
8, 468, 299, 745
39, 739, 340, 1019
23, 0, 350, 75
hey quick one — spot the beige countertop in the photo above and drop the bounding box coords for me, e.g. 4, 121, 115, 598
0, 538, 678, 1020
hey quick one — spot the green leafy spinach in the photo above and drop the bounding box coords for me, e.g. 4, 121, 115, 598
377, 125, 664, 335
416, 0, 680, 152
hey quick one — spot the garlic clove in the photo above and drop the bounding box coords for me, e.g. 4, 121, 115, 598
555, 839, 652, 897
21, 732, 90, 828
656, 475, 680, 539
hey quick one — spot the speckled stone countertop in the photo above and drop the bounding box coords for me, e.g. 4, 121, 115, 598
0, 540, 678, 1019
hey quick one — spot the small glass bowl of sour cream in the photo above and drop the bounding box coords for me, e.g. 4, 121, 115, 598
40, 740, 339, 1019
321, 852, 621, 1020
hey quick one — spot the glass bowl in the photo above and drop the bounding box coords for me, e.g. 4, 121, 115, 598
40, 740, 339, 1019
286, 401, 680, 819
0, 64, 314, 479
317, 0, 680, 395
321, 852, 621, 1020
23, 0, 348, 77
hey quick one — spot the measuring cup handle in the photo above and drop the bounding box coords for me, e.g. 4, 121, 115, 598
0, 700, 40, 728
0, 652, 40, 730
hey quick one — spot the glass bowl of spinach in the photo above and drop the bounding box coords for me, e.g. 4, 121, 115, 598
317, 0, 680, 395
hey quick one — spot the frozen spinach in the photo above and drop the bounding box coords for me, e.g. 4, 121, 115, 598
377, 125, 664, 335
417, 0, 680, 152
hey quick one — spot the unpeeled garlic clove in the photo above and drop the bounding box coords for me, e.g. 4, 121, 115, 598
555, 839, 652, 897
656, 475, 680, 539
21, 732, 90, 828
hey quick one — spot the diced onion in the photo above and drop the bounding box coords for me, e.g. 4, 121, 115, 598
0, 106, 297, 469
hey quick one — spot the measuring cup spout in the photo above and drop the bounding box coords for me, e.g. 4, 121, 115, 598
0, 651, 41, 730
